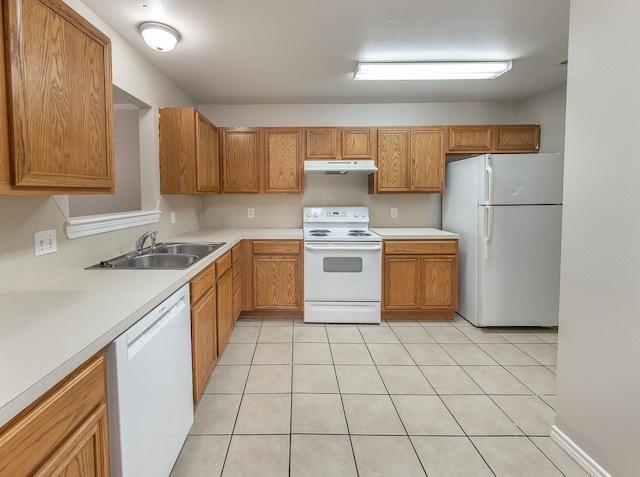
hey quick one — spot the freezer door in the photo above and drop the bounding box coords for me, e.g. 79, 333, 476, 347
480, 153, 564, 205
478, 205, 562, 326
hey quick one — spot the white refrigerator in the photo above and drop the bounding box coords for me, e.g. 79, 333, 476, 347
442, 153, 563, 327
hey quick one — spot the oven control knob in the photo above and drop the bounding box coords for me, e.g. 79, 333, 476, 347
361, 210, 367, 218
354, 210, 360, 218
313, 211, 319, 217
306, 210, 312, 217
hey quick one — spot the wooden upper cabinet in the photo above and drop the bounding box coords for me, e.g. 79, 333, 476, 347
221, 128, 260, 193
446, 124, 540, 154
373, 127, 445, 193
263, 128, 303, 193
159, 107, 219, 194
305, 127, 374, 160
0, 0, 114, 194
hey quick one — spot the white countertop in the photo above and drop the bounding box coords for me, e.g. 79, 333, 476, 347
0, 226, 455, 427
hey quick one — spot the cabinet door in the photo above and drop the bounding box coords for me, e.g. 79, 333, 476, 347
264, 129, 303, 193
221, 129, 260, 193
196, 117, 220, 193
411, 128, 445, 192
306, 128, 339, 159
191, 287, 217, 404
253, 256, 302, 310
493, 125, 540, 152
377, 128, 411, 192
383, 256, 421, 310
446, 126, 492, 153
217, 270, 234, 353
4, 0, 114, 189
159, 107, 197, 194
421, 256, 458, 309
342, 128, 373, 159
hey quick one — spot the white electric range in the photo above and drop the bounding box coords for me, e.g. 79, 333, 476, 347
303, 206, 382, 324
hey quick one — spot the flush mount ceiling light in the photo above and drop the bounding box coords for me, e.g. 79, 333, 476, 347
353, 61, 513, 80
138, 22, 180, 52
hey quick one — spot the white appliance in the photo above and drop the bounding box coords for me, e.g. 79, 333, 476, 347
304, 160, 377, 174
442, 153, 563, 327
107, 284, 194, 477
303, 206, 382, 323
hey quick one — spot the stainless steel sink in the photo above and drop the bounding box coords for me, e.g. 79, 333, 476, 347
87, 242, 226, 269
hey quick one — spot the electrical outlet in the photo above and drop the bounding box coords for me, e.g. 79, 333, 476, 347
247, 207, 255, 218
34, 230, 57, 256
391, 207, 398, 219
170, 212, 176, 224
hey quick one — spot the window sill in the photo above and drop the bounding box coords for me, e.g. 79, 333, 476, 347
65, 210, 161, 239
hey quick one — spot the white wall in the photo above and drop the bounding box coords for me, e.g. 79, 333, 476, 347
518, 83, 567, 153
198, 102, 520, 228
0, 0, 199, 296
555, 1, 640, 475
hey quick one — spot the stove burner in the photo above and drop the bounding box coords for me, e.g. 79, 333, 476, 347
309, 229, 330, 234
348, 231, 372, 237
310, 232, 329, 236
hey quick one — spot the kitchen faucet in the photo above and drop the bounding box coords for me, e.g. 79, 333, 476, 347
135, 230, 158, 255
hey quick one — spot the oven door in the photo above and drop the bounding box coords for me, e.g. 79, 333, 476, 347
304, 241, 382, 302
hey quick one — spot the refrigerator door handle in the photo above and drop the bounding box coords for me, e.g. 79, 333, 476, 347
484, 205, 493, 260
485, 155, 494, 205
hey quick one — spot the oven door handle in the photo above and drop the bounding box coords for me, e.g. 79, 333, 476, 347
304, 243, 382, 251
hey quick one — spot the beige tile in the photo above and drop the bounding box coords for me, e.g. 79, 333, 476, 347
546, 365, 557, 374
387, 320, 424, 327
290, 435, 358, 477
451, 313, 473, 326
294, 318, 324, 326
459, 326, 508, 343
326, 325, 364, 343
528, 328, 559, 343
505, 366, 557, 394
440, 343, 497, 365
293, 342, 333, 364
391, 326, 436, 343
472, 436, 563, 476
496, 329, 545, 344
170, 435, 230, 477
359, 326, 401, 343
462, 366, 532, 395
419, 366, 483, 394
228, 326, 260, 343
235, 318, 262, 327
442, 395, 522, 436
222, 435, 289, 476
367, 343, 415, 365
492, 395, 556, 436
540, 395, 557, 410
291, 394, 348, 434
377, 366, 435, 394
515, 343, 558, 365
530, 437, 590, 477
351, 436, 425, 476
392, 395, 464, 435
252, 343, 292, 364
405, 344, 457, 365
244, 365, 292, 393
293, 326, 328, 342
292, 364, 339, 393
335, 365, 387, 394
261, 318, 295, 326
190, 394, 242, 434
258, 325, 293, 343
426, 327, 473, 343
204, 365, 249, 394
411, 436, 494, 477
217, 343, 255, 365
342, 395, 405, 435
330, 343, 374, 365
420, 320, 455, 327
234, 394, 291, 434
478, 343, 540, 365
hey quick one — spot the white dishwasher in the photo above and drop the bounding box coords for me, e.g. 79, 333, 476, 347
107, 283, 193, 477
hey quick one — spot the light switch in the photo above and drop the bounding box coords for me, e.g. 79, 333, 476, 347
391, 207, 398, 219
34, 230, 57, 256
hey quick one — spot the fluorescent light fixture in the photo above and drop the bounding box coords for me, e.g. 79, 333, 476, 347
353, 61, 513, 80
138, 22, 180, 52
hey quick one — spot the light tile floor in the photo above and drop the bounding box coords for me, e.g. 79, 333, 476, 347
171, 314, 588, 477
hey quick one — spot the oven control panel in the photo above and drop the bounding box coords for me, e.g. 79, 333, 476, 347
303, 206, 369, 222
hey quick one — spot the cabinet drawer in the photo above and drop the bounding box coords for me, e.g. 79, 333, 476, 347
191, 264, 216, 303
384, 240, 457, 255
216, 251, 232, 278
0, 352, 107, 476
231, 242, 242, 263
253, 240, 301, 255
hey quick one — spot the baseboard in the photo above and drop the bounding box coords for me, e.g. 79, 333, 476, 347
550, 425, 611, 477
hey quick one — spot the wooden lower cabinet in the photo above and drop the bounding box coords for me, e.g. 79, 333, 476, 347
217, 251, 234, 352
252, 240, 302, 312
0, 352, 110, 477
232, 242, 242, 322
383, 240, 458, 319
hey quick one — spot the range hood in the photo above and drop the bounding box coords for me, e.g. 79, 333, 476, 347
304, 160, 378, 175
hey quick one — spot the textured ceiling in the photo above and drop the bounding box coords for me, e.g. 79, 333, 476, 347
82, 0, 570, 104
